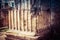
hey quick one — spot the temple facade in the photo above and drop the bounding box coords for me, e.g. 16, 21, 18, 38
8, 0, 51, 36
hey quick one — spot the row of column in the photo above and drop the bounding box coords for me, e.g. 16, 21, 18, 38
8, 0, 38, 33
8, 9, 38, 32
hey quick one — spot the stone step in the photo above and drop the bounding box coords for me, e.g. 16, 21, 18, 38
6, 30, 36, 36
6, 35, 40, 40
0, 32, 40, 40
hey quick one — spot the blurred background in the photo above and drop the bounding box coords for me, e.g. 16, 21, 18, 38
0, 0, 60, 40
